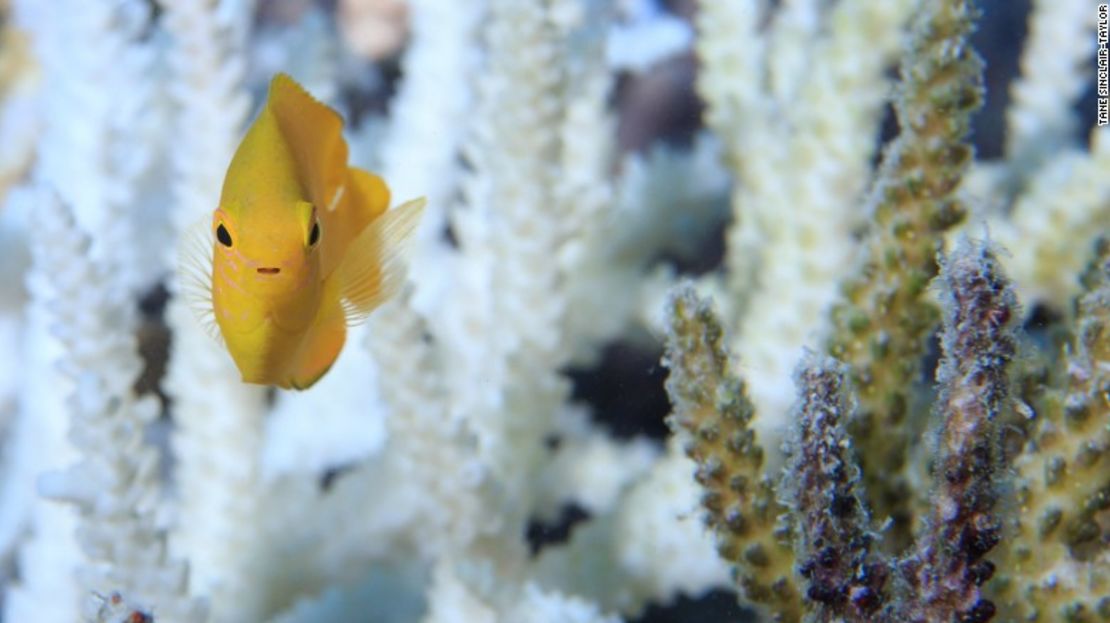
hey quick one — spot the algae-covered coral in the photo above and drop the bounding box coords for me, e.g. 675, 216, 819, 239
0, 0, 1106, 622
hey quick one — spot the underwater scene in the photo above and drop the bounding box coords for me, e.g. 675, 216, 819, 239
0, 0, 1107, 621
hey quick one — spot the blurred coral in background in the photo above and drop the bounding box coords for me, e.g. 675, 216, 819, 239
0, 0, 1105, 622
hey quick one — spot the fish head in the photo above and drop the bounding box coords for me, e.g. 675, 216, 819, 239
211, 198, 323, 330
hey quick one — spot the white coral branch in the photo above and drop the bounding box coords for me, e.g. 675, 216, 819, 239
1004, 0, 1095, 175
31, 192, 205, 622
533, 440, 728, 616
157, 1, 269, 621
991, 127, 1110, 306
717, 0, 914, 459
438, 0, 574, 510
17, 0, 166, 296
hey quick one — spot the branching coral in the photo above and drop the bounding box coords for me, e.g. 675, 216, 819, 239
665, 239, 1020, 622
4, 187, 98, 620
17, 0, 167, 295
1003, 0, 1094, 182
32, 191, 205, 622
971, 2, 1107, 306
825, 0, 983, 549
897, 240, 1018, 622
663, 285, 800, 621
660, 0, 1107, 617
3, 1, 180, 619
376, 0, 479, 291
438, 0, 573, 502
992, 239, 1110, 621
785, 356, 885, 621
989, 128, 1110, 306
0, 0, 1105, 621
363, 294, 491, 557
530, 438, 726, 616
158, 1, 271, 620
697, 0, 914, 452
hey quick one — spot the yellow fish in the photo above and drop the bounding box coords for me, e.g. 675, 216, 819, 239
181, 73, 424, 390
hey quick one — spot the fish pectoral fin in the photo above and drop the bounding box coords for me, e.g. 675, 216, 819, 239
176, 217, 225, 346
289, 297, 347, 390
337, 196, 426, 325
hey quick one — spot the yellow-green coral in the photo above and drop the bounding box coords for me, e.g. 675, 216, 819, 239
664, 238, 1022, 622
992, 239, 1110, 621
825, 0, 983, 550
663, 284, 801, 622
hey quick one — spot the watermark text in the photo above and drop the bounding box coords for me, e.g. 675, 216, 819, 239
1099, 4, 1108, 125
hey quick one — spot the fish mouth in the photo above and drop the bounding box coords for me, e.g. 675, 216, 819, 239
257, 267, 281, 275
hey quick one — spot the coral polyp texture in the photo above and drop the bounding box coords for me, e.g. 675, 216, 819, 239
825, 0, 981, 552
664, 237, 1018, 622
0, 0, 1106, 622
663, 289, 800, 620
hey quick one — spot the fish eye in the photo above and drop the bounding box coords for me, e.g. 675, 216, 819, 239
216, 223, 232, 247
309, 222, 320, 246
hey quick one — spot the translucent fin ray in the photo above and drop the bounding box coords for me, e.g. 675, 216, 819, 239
176, 219, 225, 346
338, 197, 426, 326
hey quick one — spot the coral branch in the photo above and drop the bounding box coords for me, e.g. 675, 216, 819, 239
990, 127, 1110, 306
1065, 240, 1110, 557
376, 0, 480, 291
826, 0, 983, 550
662, 284, 800, 622
900, 239, 1018, 623
18, 0, 165, 295
994, 239, 1110, 620
364, 294, 491, 556
786, 354, 887, 620
36, 191, 205, 621
4, 0, 181, 618
1004, 0, 1094, 179
532, 439, 728, 616
694, 0, 768, 168
158, 0, 267, 620
705, 0, 913, 455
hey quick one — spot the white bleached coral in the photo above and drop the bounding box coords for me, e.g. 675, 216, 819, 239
29, 191, 205, 622
533, 441, 728, 616
1, 1, 1101, 622
157, 1, 270, 621
989, 127, 1110, 305
698, 0, 914, 457
16, 0, 167, 296
1004, 0, 1095, 175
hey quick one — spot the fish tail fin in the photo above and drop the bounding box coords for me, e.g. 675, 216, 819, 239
318, 167, 392, 276
345, 167, 390, 220
289, 289, 347, 390
337, 197, 426, 325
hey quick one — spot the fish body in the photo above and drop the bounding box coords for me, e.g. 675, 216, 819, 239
194, 73, 423, 390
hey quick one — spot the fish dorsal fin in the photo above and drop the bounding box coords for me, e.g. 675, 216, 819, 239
266, 73, 348, 213
176, 218, 226, 346
338, 197, 426, 325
